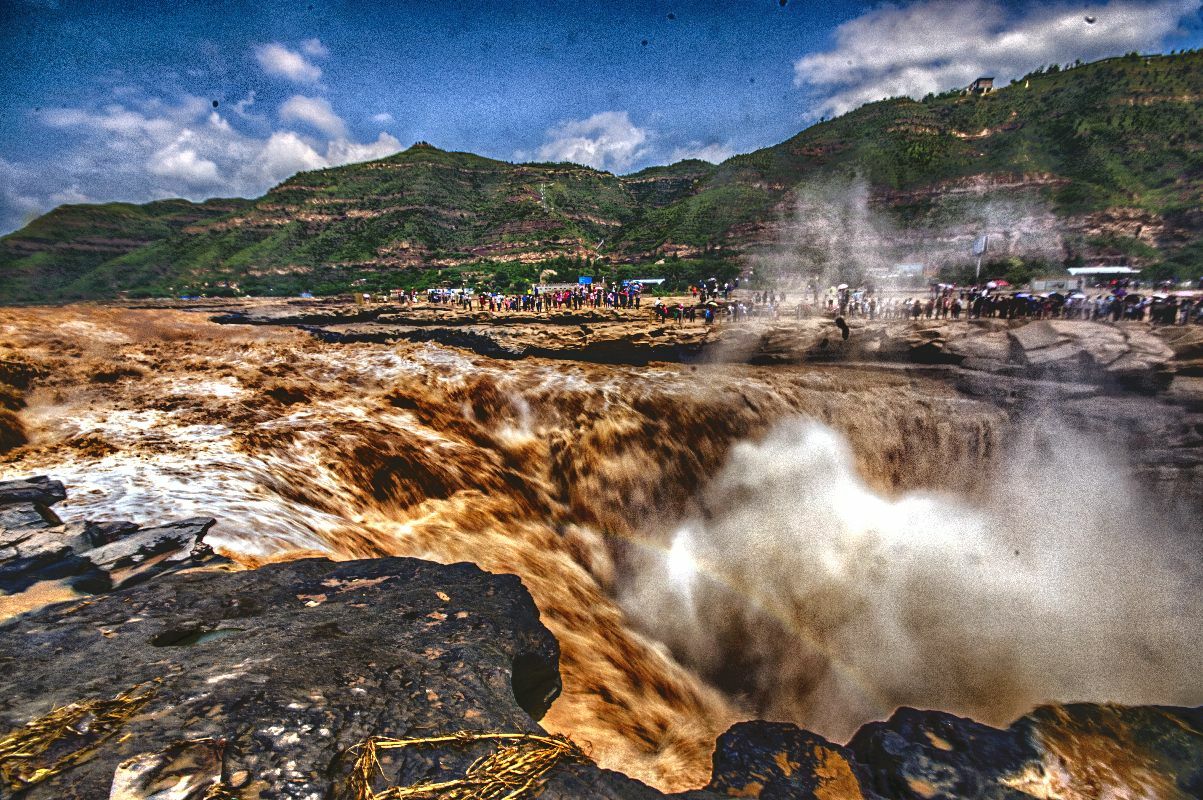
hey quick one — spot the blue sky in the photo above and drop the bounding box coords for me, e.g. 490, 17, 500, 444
2, 0, 1201, 233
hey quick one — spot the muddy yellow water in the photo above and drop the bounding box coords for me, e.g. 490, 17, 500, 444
2, 306, 1199, 792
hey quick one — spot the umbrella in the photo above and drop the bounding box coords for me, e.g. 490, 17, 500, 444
994, 279, 1011, 286
837, 283, 849, 290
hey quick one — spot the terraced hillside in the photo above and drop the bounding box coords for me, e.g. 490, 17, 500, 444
0, 198, 251, 302
653, 51, 1203, 272
3, 50, 1202, 300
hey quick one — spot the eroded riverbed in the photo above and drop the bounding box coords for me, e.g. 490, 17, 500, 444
2, 304, 1200, 791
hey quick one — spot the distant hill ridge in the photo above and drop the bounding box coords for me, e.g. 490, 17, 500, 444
3, 49, 1202, 300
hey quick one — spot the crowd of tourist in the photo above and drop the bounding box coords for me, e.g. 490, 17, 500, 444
401, 277, 1201, 327
850, 282, 1203, 325
423, 284, 644, 313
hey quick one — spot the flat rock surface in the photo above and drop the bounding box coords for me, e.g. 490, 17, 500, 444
0, 503, 60, 533
0, 477, 66, 508
1008, 320, 1065, 352
208, 301, 1186, 392
0, 556, 664, 800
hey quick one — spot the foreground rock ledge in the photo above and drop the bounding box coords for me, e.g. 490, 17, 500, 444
1, 557, 1200, 799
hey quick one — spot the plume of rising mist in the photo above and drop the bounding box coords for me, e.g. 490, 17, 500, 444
751, 175, 1068, 289
621, 417, 1203, 742
917, 187, 1067, 269
752, 178, 896, 290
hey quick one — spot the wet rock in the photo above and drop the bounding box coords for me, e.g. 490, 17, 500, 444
109, 739, 225, 800
0, 479, 221, 597
956, 357, 1027, 377
1021, 340, 1090, 366
952, 371, 1100, 404
73, 518, 219, 593
84, 518, 214, 573
211, 303, 400, 327
944, 330, 1012, 363
0, 478, 66, 539
846, 704, 1203, 800
1165, 376, 1203, 411
703, 721, 876, 799
1104, 349, 1174, 393
0, 557, 572, 800
0, 525, 99, 593
1154, 325, 1203, 376
0, 476, 67, 508
848, 708, 1037, 800
0, 501, 62, 532
83, 519, 142, 547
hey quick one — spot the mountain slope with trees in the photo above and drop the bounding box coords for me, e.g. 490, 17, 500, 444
3, 50, 1201, 301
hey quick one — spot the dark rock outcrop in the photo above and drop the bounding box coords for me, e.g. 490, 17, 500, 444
696, 721, 874, 799
0, 477, 66, 507
847, 704, 1203, 800
211, 304, 402, 327
849, 708, 1038, 800
0, 556, 664, 800
0, 551, 1200, 799
0, 477, 221, 595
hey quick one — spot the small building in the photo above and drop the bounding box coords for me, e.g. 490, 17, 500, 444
532, 282, 583, 293
968, 77, 994, 94
1067, 265, 1141, 288
1030, 276, 1073, 292
1067, 266, 1141, 277
892, 263, 927, 277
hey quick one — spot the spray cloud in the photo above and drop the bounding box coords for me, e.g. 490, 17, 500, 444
621, 416, 1203, 741
751, 174, 1069, 290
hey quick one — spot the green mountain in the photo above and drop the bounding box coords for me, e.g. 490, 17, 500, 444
3, 50, 1202, 301
0, 198, 253, 302
663, 51, 1203, 267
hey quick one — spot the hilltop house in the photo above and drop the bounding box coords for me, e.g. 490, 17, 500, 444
967, 77, 994, 94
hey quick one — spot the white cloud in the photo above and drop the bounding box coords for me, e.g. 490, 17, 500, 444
1, 93, 403, 233
300, 38, 329, 57
794, 0, 1203, 118
371, 112, 395, 124
240, 131, 328, 188
233, 90, 257, 115
149, 141, 220, 185
531, 111, 652, 173
48, 187, 91, 206
327, 132, 404, 165
254, 42, 322, 83
669, 141, 736, 164
279, 94, 346, 138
